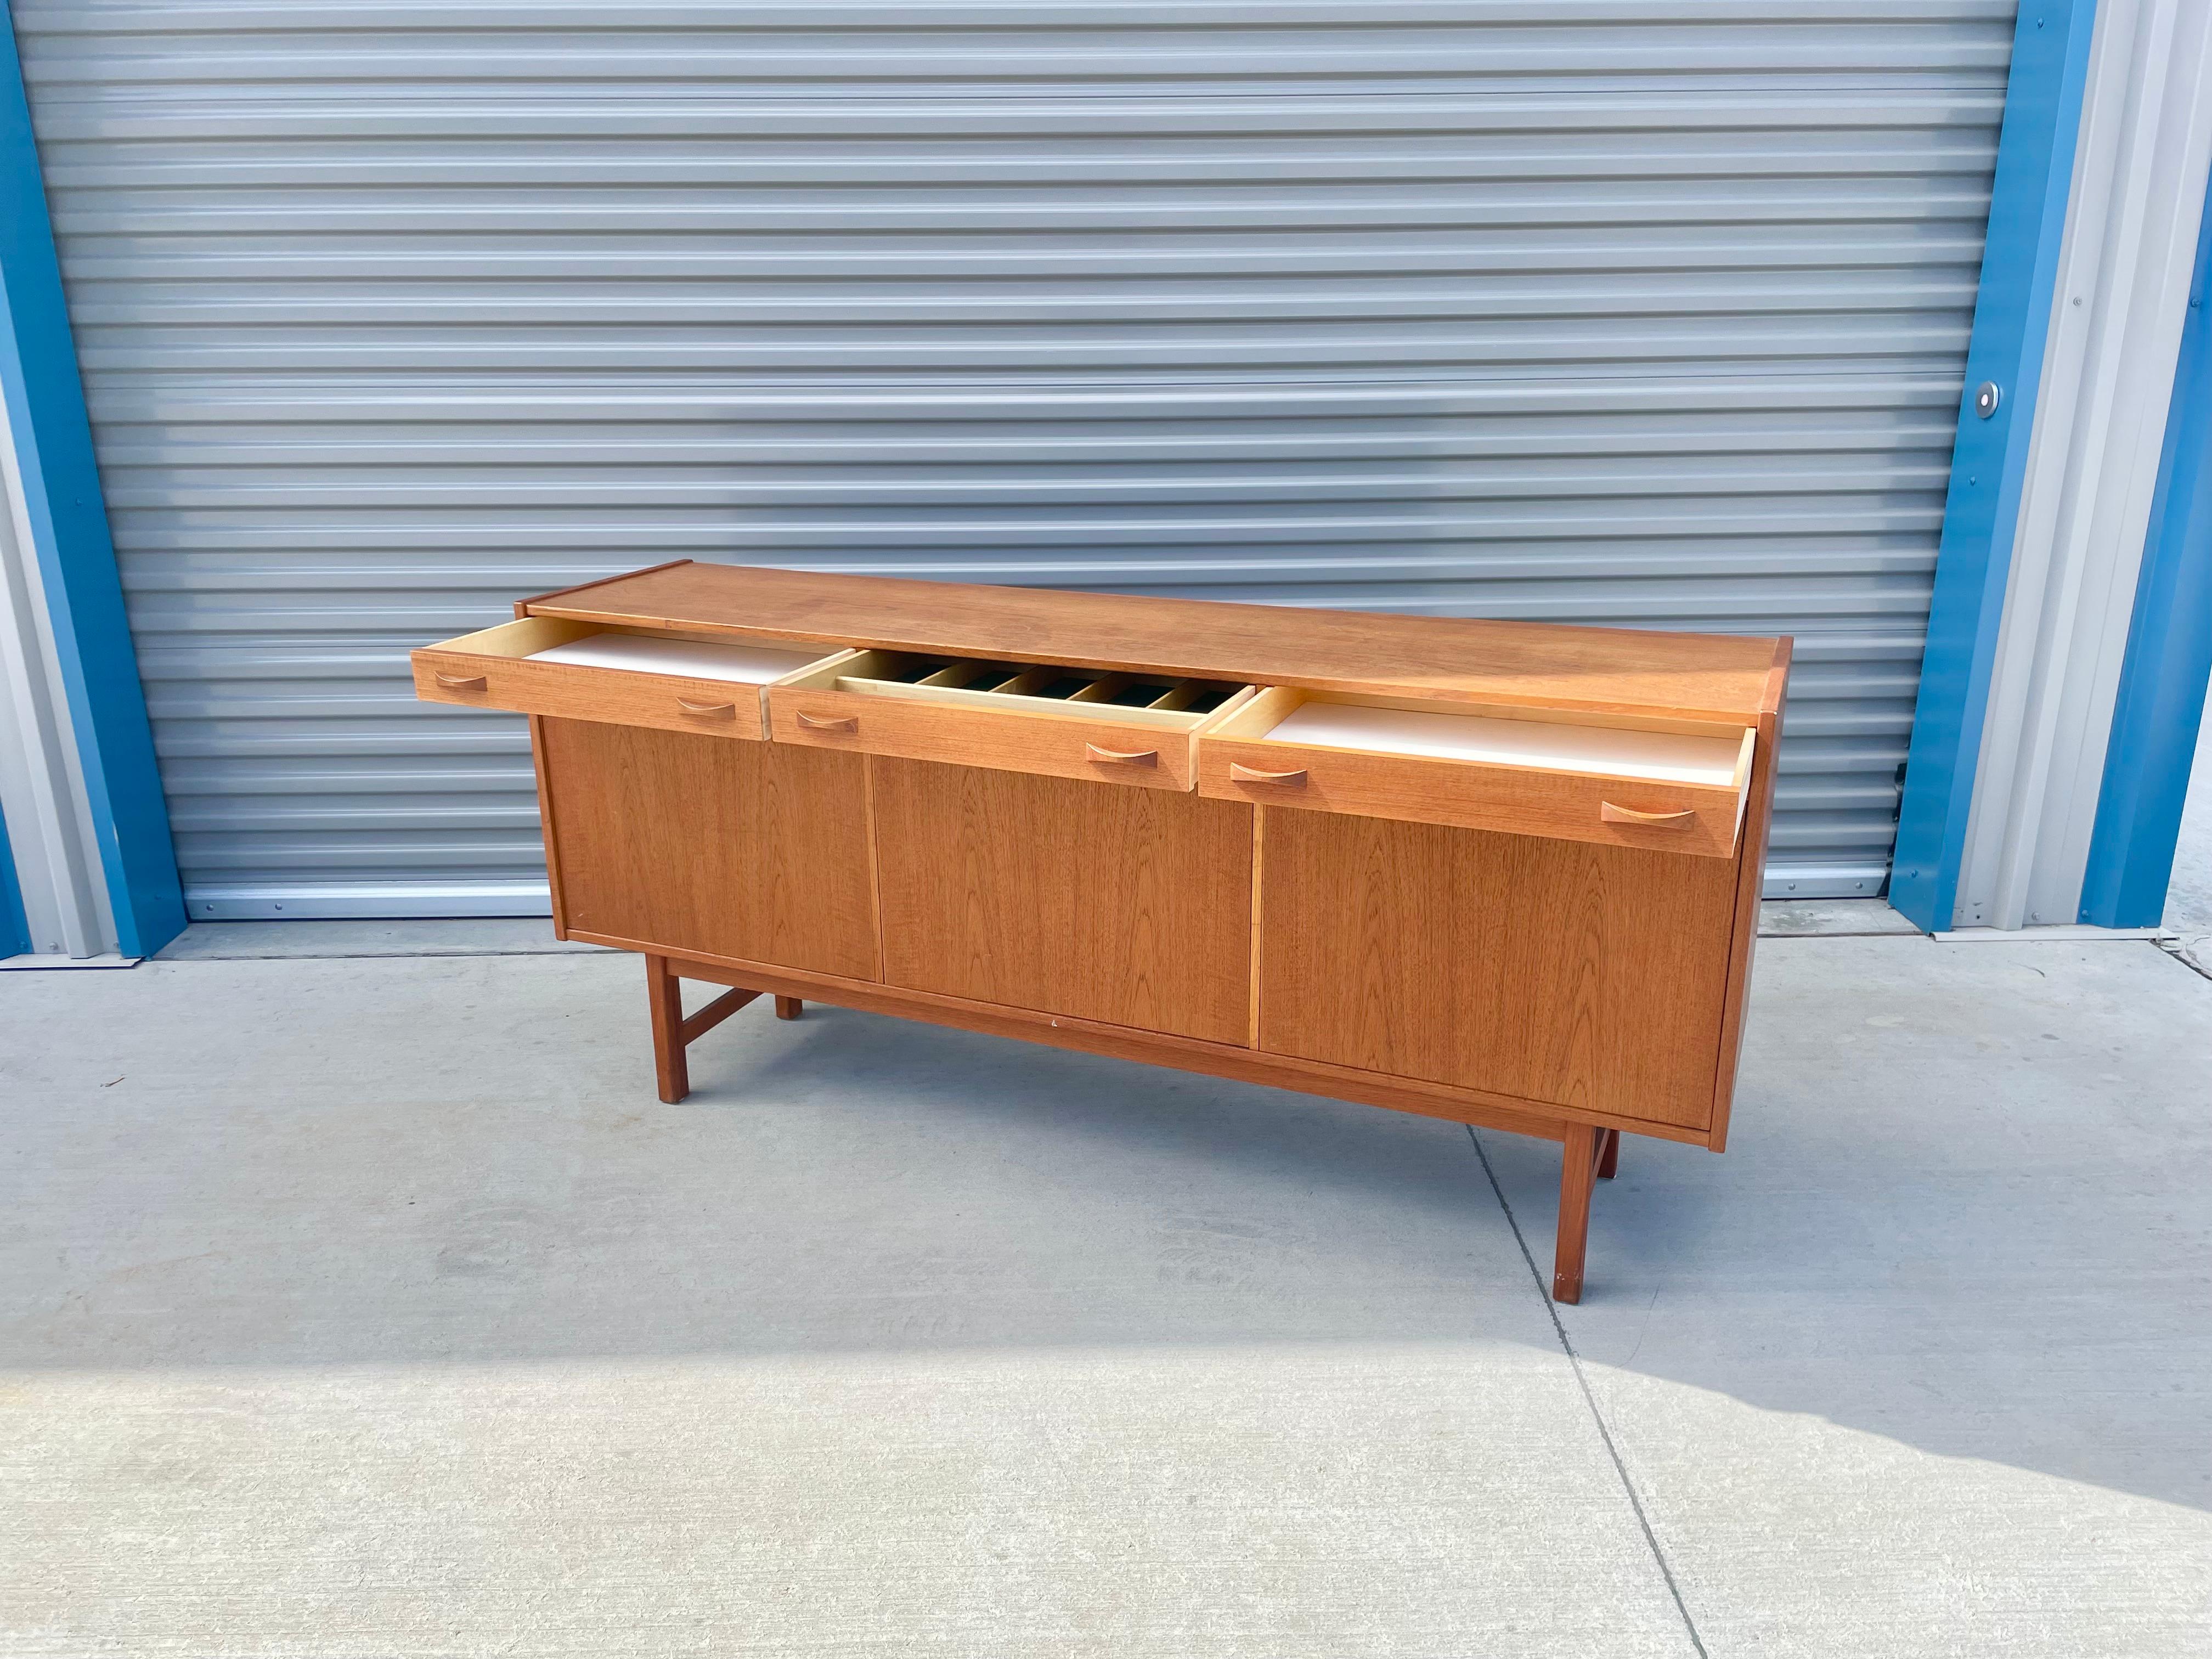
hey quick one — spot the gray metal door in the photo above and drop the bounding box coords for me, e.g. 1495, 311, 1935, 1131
13, 3, 2016, 916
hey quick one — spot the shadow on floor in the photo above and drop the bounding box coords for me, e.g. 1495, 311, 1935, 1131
2, 938, 2206, 1516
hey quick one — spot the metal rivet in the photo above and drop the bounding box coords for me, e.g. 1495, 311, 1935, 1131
1974, 382, 2002, 418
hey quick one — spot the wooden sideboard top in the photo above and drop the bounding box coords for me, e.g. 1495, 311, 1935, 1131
523, 560, 1790, 722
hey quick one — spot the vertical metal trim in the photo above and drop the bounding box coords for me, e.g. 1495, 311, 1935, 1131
1890, 0, 2101, 932
2079, 170, 2212, 927
1955, 0, 2212, 929
0, 4, 182, 955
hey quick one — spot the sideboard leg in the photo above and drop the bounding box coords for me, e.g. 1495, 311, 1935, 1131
646, 953, 689, 1104
1597, 1127, 1620, 1180
1554, 1123, 1601, 1304
774, 995, 803, 1021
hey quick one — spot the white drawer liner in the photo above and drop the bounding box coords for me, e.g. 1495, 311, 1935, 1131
529, 633, 822, 685
1262, 701, 1743, 787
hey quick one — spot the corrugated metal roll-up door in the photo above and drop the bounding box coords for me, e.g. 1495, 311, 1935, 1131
12, 3, 2016, 916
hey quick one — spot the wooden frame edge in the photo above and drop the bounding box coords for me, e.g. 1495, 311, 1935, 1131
573, 929, 1719, 1148
515, 558, 695, 616
515, 566, 1787, 726
528, 714, 571, 940
861, 754, 887, 983
1247, 803, 1266, 1048
1705, 639, 1792, 1152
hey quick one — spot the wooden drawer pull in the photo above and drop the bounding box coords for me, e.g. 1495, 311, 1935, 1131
797, 711, 859, 734
1600, 801, 1697, 827
433, 672, 488, 692
676, 697, 736, 719
1086, 743, 1158, 767
1229, 762, 1308, 787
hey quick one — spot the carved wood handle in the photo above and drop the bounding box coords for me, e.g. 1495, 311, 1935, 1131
1229, 762, 1308, 786
1600, 801, 1697, 827
676, 697, 736, 718
433, 672, 488, 692
1085, 743, 1158, 767
796, 711, 859, 734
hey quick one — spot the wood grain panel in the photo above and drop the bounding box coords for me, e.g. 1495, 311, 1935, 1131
413, 614, 798, 741
525, 560, 1786, 723
1257, 809, 1738, 1131
770, 679, 1203, 792
526, 714, 570, 938
871, 757, 1252, 1043
540, 718, 876, 979
583, 929, 1582, 1146
1200, 729, 1746, 858
1706, 655, 1790, 1150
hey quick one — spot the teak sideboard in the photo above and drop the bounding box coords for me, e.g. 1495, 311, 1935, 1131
414, 561, 1790, 1302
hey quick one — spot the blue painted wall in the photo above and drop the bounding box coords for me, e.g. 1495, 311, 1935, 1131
2078, 171, 2212, 928
0, 5, 183, 956
1889, 1, 2100, 932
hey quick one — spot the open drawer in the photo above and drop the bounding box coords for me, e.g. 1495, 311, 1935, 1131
769, 651, 1255, 791
411, 617, 836, 740
1198, 688, 1756, 858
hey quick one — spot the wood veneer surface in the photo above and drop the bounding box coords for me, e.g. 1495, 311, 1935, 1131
588, 929, 1595, 1145
526, 562, 1786, 723
540, 718, 876, 980
1706, 658, 1790, 1150
870, 756, 1252, 1044
1200, 726, 1745, 859
1256, 808, 1737, 1130
771, 676, 1203, 791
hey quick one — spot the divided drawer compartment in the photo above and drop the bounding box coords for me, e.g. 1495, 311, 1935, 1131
412, 617, 836, 740
1199, 687, 1756, 857
414, 619, 1755, 847
769, 651, 1254, 791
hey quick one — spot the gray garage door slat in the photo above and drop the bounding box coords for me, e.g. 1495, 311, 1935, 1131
12, 2, 2013, 914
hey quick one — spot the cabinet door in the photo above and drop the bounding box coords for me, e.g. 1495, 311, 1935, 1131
871, 757, 1252, 1043
539, 716, 877, 979
1257, 808, 1739, 1131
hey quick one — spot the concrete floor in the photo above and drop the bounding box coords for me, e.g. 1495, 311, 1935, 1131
2, 930, 2207, 1657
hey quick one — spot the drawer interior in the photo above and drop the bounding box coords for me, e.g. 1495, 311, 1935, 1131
527, 631, 827, 686
430, 616, 830, 685
1214, 687, 1754, 791
785, 649, 1251, 730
